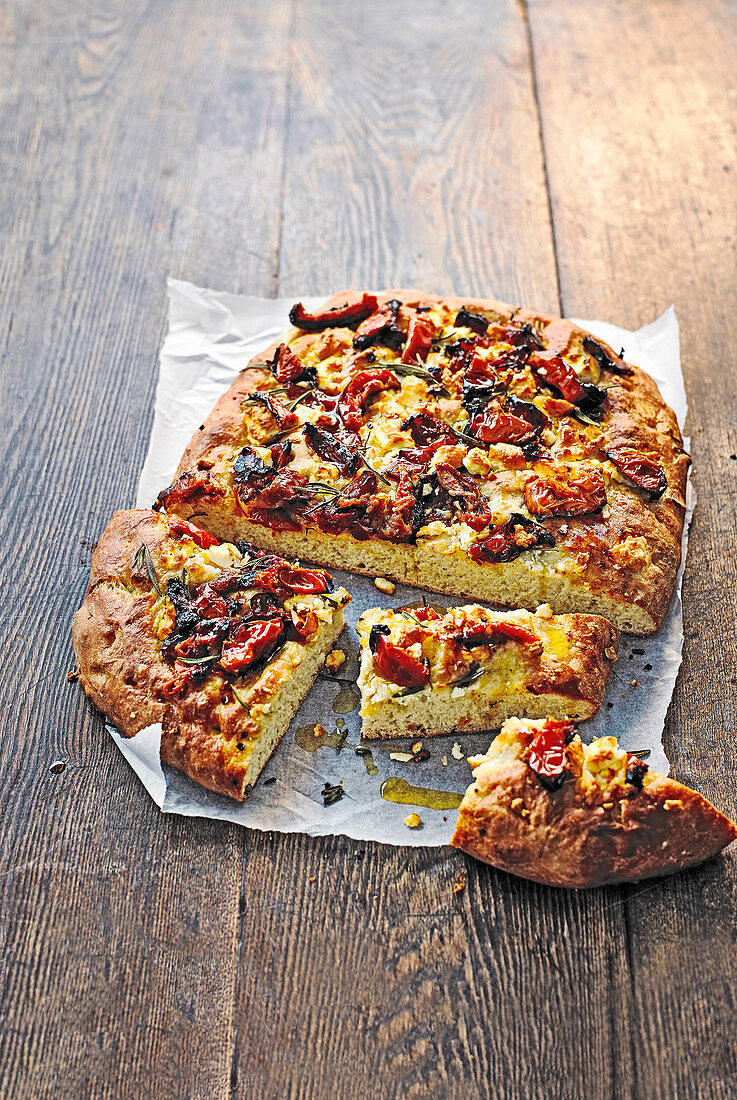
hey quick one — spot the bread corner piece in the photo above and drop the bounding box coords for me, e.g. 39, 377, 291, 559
356, 602, 618, 740
72, 508, 350, 801
451, 716, 737, 887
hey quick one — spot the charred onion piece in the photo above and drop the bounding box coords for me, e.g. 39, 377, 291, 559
454, 307, 489, 336
583, 335, 633, 377
233, 447, 272, 488
289, 294, 378, 333
604, 446, 667, 500
353, 300, 404, 352
401, 412, 456, 447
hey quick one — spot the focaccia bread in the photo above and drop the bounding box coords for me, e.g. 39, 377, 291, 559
451, 717, 737, 887
155, 289, 689, 634
356, 602, 618, 739
72, 509, 350, 800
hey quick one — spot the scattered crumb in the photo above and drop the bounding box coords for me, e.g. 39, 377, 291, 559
605, 646, 618, 661
453, 873, 466, 894
535, 603, 553, 619
374, 577, 396, 595
511, 797, 523, 811
441, 756, 448, 766
411, 740, 423, 754
313, 724, 328, 738
631, 680, 639, 687
413, 748, 430, 762
404, 812, 422, 829
451, 741, 464, 760
325, 649, 346, 673
390, 751, 414, 762
67, 670, 79, 683
309, 876, 316, 883
263, 777, 277, 786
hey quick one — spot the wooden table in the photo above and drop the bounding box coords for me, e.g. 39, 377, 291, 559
3, 2, 736, 1096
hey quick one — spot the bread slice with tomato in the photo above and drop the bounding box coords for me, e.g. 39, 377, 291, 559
451, 717, 737, 887
356, 602, 619, 739
72, 509, 350, 800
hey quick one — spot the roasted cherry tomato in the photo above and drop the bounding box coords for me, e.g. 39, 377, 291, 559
370, 631, 430, 689
527, 718, 575, 791
219, 619, 285, 675
167, 515, 219, 549
461, 620, 539, 648
604, 447, 667, 500
338, 369, 400, 431
279, 565, 332, 594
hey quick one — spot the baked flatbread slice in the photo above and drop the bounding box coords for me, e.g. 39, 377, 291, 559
356, 603, 618, 739
72, 509, 350, 800
155, 289, 689, 634
451, 717, 737, 887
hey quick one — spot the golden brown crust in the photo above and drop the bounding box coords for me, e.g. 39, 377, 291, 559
72, 509, 348, 800
451, 721, 737, 887
160, 289, 689, 635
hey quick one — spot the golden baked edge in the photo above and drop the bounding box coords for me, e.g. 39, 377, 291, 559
162, 288, 690, 635
72, 509, 349, 801
450, 718, 737, 887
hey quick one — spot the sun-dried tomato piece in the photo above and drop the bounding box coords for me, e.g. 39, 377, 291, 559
167, 515, 219, 549
289, 294, 378, 333
468, 513, 555, 564
303, 421, 362, 476
219, 618, 285, 675
583, 336, 633, 377
470, 402, 538, 446
604, 447, 667, 500
461, 619, 539, 648
369, 627, 430, 688
247, 391, 299, 431
401, 312, 435, 363
269, 439, 294, 470
531, 353, 606, 413
155, 470, 222, 512
379, 466, 417, 542
461, 353, 510, 415
353, 299, 404, 352
435, 463, 490, 528
454, 307, 489, 336
278, 565, 332, 594
271, 344, 318, 390
525, 464, 607, 517
160, 668, 195, 699
337, 368, 400, 431
401, 412, 456, 447
527, 717, 576, 791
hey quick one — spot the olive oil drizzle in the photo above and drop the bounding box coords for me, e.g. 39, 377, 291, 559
380, 777, 464, 811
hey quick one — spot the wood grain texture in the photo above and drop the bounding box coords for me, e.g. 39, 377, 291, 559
1, 0, 736, 1097
528, 1, 737, 1096
0, 2, 292, 1097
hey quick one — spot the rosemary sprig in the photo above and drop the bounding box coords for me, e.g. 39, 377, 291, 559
360, 452, 390, 486
400, 610, 426, 627
446, 420, 484, 449
177, 654, 219, 666
232, 685, 251, 713
397, 684, 428, 698
287, 387, 315, 411
133, 544, 162, 596
628, 748, 651, 759
376, 358, 450, 398
449, 662, 485, 689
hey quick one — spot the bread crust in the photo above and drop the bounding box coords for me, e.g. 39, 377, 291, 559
158, 289, 689, 635
72, 509, 348, 800
451, 721, 737, 887
356, 604, 619, 738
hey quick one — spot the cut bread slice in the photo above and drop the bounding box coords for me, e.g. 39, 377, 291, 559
451, 717, 737, 887
72, 509, 350, 800
356, 602, 618, 739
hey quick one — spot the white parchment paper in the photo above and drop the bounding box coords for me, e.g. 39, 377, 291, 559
110, 280, 693, 846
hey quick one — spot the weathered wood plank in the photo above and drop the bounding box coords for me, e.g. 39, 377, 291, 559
0, 2, 292, 1097
229, 3, 634, 1098
528, 1, 737, 1096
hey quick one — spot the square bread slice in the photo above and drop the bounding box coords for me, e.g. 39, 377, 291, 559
356, 602, 619, 739
154, 289, 689, 634
451, 717, 737, 887
72, 509, 350, 800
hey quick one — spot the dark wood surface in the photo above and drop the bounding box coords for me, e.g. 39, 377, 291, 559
1, 1, 735, 1096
